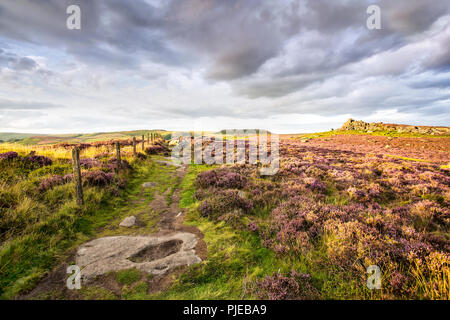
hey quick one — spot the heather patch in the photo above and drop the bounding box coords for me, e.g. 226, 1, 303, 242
196, 169, 247, 189
78, 158, 105, 169
23, 154, 53, 167
255, 271, 318, 300
82, 170, 115, 187
189, 137, 449, 299
0, 152, 18, 161
145, 143, 169, 155
199, 190, 253, 219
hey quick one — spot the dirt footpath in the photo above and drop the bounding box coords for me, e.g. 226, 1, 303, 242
22, 163, 206, 299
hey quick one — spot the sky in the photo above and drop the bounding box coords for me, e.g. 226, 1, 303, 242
0, 0, 449, 134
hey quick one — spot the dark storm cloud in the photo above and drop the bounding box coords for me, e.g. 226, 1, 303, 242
162, 0, 302, 80
235, 0, 450, 98
0, 0, 449, 124
423, 32, 450, 71
234, 74, 326, 99
0, 1, 449, 80
0, 0, 184, 69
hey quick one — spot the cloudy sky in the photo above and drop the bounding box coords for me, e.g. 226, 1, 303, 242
0, 0, 449, 134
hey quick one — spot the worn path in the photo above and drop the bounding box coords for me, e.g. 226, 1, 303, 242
23, 162, 206, 299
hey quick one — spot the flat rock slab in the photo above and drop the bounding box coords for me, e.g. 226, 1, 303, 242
119, 216, 136, 227
142, 182, 157, 188
76, 233, 201, 282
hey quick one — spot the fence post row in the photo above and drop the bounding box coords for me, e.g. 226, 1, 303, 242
72, 147, 84, 206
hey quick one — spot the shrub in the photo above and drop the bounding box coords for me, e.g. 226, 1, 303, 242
196, 169, 247, 189
0, 152, 18, 161
267, 196, 324, 253
199, 190, 253, 219
145, 145, 167, 155
82, 170, 115, 187
347, 187, 367, 201
303, 177, 326, 193
136, 152, 147, 160
24, 155, 53, 167
411, 200, 447, 231
107, 158, 131, 171
78, 158, 104, 169
247, 221, 259, 232
38, 175, 68, 192
255, 271, 317, 300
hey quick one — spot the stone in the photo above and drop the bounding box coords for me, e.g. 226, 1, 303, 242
338, 119, 449, 135
75, 233, 201, 282
156, 160, 182, 167
119, 216, 136, 227
142, 182, 157, 188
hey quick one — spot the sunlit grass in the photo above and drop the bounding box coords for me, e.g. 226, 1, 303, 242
297, 130, 450, 139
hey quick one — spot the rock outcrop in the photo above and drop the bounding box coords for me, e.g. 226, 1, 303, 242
119, 216, 136, 227
339, 119, 450, 135
76, 233, 201, 282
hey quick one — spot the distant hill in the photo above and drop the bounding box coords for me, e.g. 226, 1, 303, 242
0, 130, 168, 145
339, 119, 450, 135
0, 133, 42, 143
218, 129, 271, 134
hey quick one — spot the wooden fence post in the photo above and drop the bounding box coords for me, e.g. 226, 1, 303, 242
72, 147, 84, 206
116, 141, 121, 171
142, 135, 145, 151
133, 137, 137, 156
147, 133, 150, 144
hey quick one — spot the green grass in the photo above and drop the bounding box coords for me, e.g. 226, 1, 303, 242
80, 286, 117, 300
300, 130, 450, 139
384, 154, 430, 162
122, 281, 149, 300
116, 268, 142, 285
